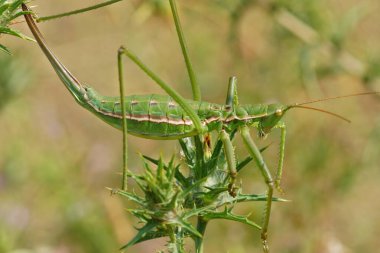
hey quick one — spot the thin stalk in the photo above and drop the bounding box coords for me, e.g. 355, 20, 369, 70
195, 217, 208, 253
37, 0, 123, 22
168, 0, 201, 101
118, 48, 128, 190
169, 225, 185, 253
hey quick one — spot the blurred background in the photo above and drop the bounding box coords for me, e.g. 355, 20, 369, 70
1, 0, 380, 252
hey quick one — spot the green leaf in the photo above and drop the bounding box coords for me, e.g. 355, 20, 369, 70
173, 217, 202, 238
236, 144, 270, 172
9, 10, 33, 20
178, 176, 207, 200
202, 207, 261, 230
9, 0, 24, 12
143, 154, 188, 188
131, 230, 170, 245
0, 27, 34, 41
0, 3, 10, 16
0, 44, 11, 54
106, 188, 146, 206
178, 138, 194, 166
120, 220, 160, 250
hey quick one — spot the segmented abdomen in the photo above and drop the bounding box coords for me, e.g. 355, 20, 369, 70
88, 94, 222, 140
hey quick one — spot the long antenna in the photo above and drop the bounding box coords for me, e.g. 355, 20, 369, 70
295, 91, 380, 106
289, 105, 351, 123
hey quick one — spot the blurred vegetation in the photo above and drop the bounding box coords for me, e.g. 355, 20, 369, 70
0, 0, 33, 54
1, 0, 380, 253
0, 54, 30, 110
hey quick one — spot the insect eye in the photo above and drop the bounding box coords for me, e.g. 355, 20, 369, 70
275, 109, 283, 116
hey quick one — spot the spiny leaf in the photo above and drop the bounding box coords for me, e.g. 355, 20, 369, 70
202, 207, 261, 230
0, 0, 35, 54
143, 154, 188, 188
173, 217, 202, 238
106, 188, 146, 206
178, 176, 207, 200
132, 230, 170, 245
178, 138, 194, 166
120, 220, 160, 250
0, 26, 34, 41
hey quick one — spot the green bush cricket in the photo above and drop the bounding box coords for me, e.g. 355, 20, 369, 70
22, 3, 379, 252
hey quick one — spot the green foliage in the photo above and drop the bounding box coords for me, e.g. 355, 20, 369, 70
111, 136, 285, 252
0, 0, 33, 54
0, 54, 30, 109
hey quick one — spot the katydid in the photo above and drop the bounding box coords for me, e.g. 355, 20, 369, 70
22, 4, 379, 253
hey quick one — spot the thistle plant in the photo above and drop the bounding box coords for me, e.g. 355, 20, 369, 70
0, 0, 33, 54
112, 136, 282, 252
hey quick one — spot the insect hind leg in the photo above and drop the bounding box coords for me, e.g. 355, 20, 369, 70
220, 129, 238, 197
117, 47, 129, 190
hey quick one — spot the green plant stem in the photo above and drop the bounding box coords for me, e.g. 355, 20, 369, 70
168, 0, 201, 101
169, 225, 184, 253
37, 0, 123, 22
195, 217, 208, 253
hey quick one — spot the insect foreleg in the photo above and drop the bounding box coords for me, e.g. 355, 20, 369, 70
240, 126, 273, 253
275, 123, 286, 193
117, 48, 129, 190
220, 129, 237, 197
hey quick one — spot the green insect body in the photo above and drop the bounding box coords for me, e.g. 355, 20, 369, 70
86, 89, 286, 140
23, 8, 287, 140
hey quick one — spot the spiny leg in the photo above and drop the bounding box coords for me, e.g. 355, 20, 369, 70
240, 126, 273, 253
118, 47, 128, 191
220, 129, 237, 197
275, 123, 286, 193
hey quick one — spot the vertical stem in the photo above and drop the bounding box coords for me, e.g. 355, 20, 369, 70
169, 225, 185, 253
118, 48, 128, 190
168, 0, 201, 101
195, 217, 208, 253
